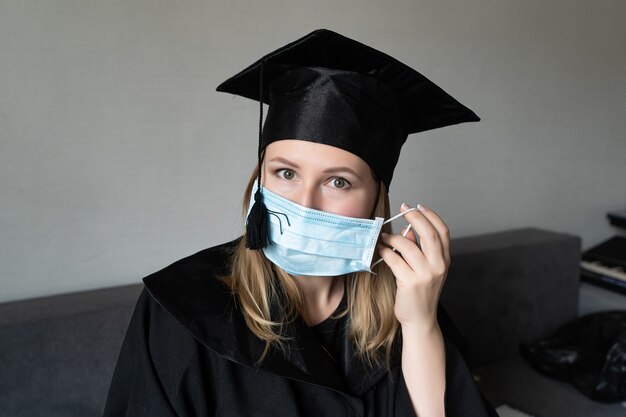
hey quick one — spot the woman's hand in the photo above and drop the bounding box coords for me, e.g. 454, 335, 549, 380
377, 203, 451, 331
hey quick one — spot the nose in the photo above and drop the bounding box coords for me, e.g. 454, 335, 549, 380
293, 185, 321, 210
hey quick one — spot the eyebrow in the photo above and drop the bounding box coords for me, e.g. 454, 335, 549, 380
268, 156, 362, 179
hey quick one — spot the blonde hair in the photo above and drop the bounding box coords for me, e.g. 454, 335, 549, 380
219, 165, 399, 367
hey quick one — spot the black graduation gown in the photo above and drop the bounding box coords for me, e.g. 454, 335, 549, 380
102, 238, 499, 417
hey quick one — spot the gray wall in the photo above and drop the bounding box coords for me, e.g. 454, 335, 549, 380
1, 0, 625, 303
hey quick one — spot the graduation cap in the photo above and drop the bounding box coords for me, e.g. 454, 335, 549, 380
216, 28, 480, 249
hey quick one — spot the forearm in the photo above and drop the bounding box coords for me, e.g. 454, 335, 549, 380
401, 322, 446, 417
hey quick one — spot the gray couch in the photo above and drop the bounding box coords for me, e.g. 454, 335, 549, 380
442, 228, 624, 416
1, 227, 623, 416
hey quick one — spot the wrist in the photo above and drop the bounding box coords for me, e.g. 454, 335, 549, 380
400, 320, 441, 338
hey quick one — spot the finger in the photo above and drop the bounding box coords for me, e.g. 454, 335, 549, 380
399, 203, 445, 264
381, 232, 428, 272
377, 243, 413, 277
400, 225, 419, 246
414, 204, 451, 266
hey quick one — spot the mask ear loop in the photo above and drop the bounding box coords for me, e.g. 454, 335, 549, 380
370, 207, 420, 271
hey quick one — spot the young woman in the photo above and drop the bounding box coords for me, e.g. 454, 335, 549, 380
103, 29, 498, 417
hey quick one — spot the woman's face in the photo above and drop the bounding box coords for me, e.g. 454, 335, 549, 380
262, 139, 379, 218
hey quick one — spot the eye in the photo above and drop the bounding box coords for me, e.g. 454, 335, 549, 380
276, 168, 295, 180
330, 177, 351, 189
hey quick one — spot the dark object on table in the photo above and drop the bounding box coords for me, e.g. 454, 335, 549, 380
520, 311, 626, 402
607, 210, 626, 230
580, 236, 626, 294
581, 269, 626, 295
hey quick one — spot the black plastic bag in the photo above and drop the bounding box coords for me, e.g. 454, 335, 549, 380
520, 310, 626, 402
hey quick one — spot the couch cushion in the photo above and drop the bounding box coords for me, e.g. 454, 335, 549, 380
441, 227, 581, 366
0, 284, 142, 417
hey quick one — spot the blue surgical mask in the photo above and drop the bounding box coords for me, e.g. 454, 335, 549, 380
246, 184, 417, 276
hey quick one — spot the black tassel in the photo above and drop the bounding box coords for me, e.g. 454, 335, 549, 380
245, 58, 270, 250
245, 188, 270, 249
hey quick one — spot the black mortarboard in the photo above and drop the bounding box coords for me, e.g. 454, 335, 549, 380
216, 28, 480, 249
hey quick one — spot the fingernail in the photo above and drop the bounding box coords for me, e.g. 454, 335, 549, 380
417, 203, 427, 212
401, 203, 411, 211
381, 232, 389, 238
